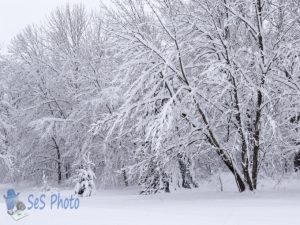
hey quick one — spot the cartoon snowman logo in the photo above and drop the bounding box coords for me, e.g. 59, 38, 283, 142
3, 189, 26, 216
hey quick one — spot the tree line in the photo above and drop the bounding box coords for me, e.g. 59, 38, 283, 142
0, 0, 300, 193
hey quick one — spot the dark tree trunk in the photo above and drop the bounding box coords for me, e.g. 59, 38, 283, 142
52, 137, 62, 184
122, 169, 129, 187
252, 0, 265, 190
65, 162, 71, 179
252, 90, 262, 189
177, 154, 198, 189
294, 152, 300, 172
194, 97, 246, 192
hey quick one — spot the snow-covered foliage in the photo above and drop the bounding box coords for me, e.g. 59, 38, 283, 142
0, 60, 14, 178
0, 1, 300, 194
94, 0, 300, 192
74, 152, 96, 197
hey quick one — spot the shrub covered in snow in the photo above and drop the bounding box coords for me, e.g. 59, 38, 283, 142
74, 152, 96, 197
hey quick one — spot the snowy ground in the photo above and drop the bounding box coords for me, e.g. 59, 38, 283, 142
0, 177, 299, 225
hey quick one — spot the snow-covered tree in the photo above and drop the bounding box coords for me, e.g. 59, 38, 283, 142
74, 152, 96, 197
1, 0, 300, 194
0, 59, 15, 180
6, 4, 115, 185
95, 0, 300, 192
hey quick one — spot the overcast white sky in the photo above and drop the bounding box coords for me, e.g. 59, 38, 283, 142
0, 0, 110, 49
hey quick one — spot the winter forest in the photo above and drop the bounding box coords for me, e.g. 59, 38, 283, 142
1, 0, 300, 223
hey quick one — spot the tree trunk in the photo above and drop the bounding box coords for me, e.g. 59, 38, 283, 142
177, 154, 198, 188
122, 169, 129, 187
52, 137, 62, 184
294, 152, 300, 172
65, 162, 71, 179
252, 0, 265, 190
